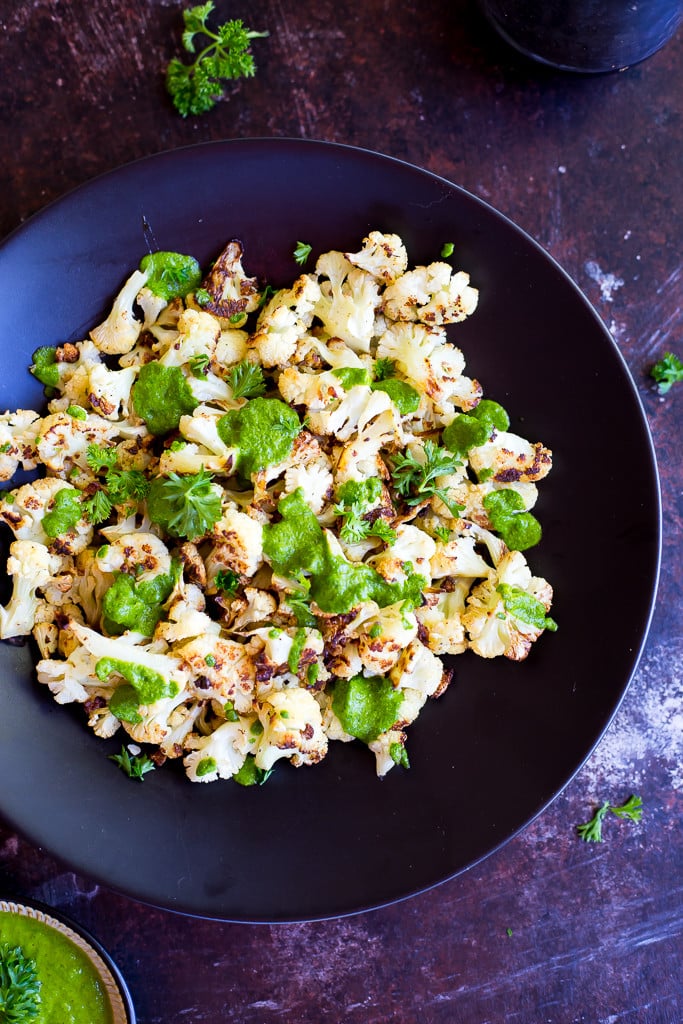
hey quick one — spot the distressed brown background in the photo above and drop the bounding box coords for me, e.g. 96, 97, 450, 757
0, 1, 681, 1021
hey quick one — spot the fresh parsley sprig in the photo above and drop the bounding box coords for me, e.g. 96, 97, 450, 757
293, 241, 312, 266
147, 467, 222, 540
650, 351, 683, 394
214, 568, 240, 595
166, 2, 268, 117
373, 357, 397, 381
576, 795, 643, 842
189, 353, 210, 379
109, 745, 156, 781
390, 440, 463, 517
83, 443, 149, 525
333, 499, 396, 545
0, 944, 41, 1024
227, 359, 266, 400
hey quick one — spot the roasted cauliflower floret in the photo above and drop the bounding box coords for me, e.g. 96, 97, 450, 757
123, 688, 192, 747
86, 363, 137, 421
389, 639, 449, 698
376, 321, 481, 414
0, 410, 41, 481
462, 550, 556, 660
415, 583, 470, 656
0, 540, 63, 638
345, 231, 408, 284
90, 268, 149, 354
157, 307, 221, 368
282, 461, 334, 514
207, 508, 264, 578
313, 250, 381, 353
197, 240, 260, 323
254, 686, 328, 770
357, 600, 418, 674
35, 411, 117, 473
96, 532, 172, 581
176, 635, 256, 712
382, 261, 478, 325
184, 719, 252, 782
468, 430, 553, 484
250, 274, 321, 368
1, 478, 76, 543
36, 642, 104, 705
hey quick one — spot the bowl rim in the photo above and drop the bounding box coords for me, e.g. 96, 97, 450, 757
0, 896, 136, 1023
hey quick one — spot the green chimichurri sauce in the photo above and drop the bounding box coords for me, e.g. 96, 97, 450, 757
0, 912, 114, 1024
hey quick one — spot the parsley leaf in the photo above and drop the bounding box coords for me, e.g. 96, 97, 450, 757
86, 443, 117, 472
576, 800, 610, 842
109, 745, 156, 781
166, 3, 268, 117
293, 241, 312, 266
83, 443, 149, 524
82, 489, 113, 526
609, 794, 643, 822
0, 943, 41, 1024
147, 468, 222, 540
576, 795, 643, 842
650, 351, 683, 394
373, 357, 397, 381
390, 440, 463, 516
227, 359, 266, 400
334, 500, 396, 545
189, 353, 210, 379
214, 568, 240, 595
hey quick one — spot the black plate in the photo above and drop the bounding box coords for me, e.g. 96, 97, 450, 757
0, 139, 660, 922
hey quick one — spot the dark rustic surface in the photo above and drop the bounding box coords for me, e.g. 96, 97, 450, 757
0, 2, 681, 1021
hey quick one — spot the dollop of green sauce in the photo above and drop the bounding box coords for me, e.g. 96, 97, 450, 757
30, 346, 60, 388
217, 397, 302, 477
497, 582, 558, 631
42, 488, 81, 539
102, 567, 177, 638
287, 627, 309, 673
196, 756, 217, 777
442, 398, 510, 455
336, 477, 382, 507
332, 674, 404, 744
96, 656, 178, 707
262, 489, 425, 614
370, 379, 421, 415
0, 912, 114, 1024
140, 251, 202, 300
482, 488, 542, 552
332, 367, 371, 388
132, 361, 198, 435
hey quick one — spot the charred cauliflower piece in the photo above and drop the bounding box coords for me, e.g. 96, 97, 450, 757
197, 240, 260, 323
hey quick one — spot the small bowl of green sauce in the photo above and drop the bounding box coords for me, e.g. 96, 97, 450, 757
0, 898, 135, 1024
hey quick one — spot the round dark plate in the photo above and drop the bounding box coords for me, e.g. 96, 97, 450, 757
0, 139, 660, 922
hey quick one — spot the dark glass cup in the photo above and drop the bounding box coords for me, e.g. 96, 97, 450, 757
479, 0, 683, 72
